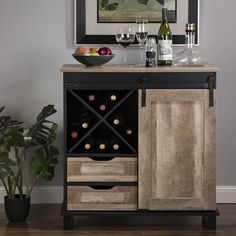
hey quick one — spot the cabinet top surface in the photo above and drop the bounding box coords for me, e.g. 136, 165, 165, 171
61, 64, 220, 73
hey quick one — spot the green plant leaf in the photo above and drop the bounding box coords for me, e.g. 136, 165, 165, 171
156, 0, 164, 4
0, 152, 16, 168
28, 105, 57, 146
100, 0, 109, 8
30, 145, 59, 181
137, 0, 149, 5
105, 3, 119, 11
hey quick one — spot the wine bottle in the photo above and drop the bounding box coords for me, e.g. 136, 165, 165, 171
69, 123, 79, 139
157, 8, 173, 66
107, 92, 118, 102
84, 137, 94, 150
96, 134, 108, 150
98, 98, 107, 112
112, 113, 124, 127
79, 113, 90, 129
111, 138, 120, 151
125, 127, 133, 136
88, 93, 96, 102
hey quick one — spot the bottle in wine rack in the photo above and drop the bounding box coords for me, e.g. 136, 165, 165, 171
88, 93, 96, 102
98, 98, 107, 112
96, 134, 108, 150
113, 113, 124, 127
107, 92, 118, 102
124, 127, 133, 136
84, 137, 94, 150
111, 138, 120, 151
79, 113, 90, 129
157, 8, 173, 66
69, 123, 79, 140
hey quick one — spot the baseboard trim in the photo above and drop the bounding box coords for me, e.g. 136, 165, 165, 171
216, 186, 236, 203
0, 186, 235, 204
0, 186, 63, 204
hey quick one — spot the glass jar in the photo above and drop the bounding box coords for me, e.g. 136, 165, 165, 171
174, 23, 206, 66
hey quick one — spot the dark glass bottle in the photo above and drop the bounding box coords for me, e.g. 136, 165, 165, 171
124, 127, 133, 136
96, 134, 108, 151
88, 93, 96, 102
98, 97, 107, 112
69, 123, 79, 140
84, 137, 94, 150
79, 113, 90, 129
111, 138, 120, 151
107, 92, 118, 102
157, 8, 173, 66
112, 113, 124, 127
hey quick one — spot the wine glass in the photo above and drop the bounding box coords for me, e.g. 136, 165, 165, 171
116, 26, 135, 66
135, 19, 149, 66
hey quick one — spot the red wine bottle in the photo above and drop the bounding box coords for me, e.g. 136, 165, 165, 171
111, 138, 120, 151
88, 93, 96, 102
98, 98, 107, 112
79, 113, 90, 129
84, 137, 94, 150
69, 123, 79, 139
96, 134, 108, 150
113, 113, 124, 127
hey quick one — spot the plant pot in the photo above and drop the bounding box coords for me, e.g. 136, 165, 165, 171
4, 194, 30, 222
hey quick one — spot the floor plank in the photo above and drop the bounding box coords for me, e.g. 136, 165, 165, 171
0, 204, 235, 235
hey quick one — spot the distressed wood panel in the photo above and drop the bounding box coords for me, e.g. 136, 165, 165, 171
67, 157, 137, 182
67, 186, 137, 211
139, 90, 216, 211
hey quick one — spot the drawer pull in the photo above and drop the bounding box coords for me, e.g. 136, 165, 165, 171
89, 157, 115, 161
89, 185, 114, 190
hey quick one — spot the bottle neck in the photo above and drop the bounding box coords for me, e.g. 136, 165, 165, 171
185, 31, 195, 49
162, 9, 168, 23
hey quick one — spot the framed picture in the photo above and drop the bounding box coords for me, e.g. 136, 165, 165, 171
75, 0, 199, 45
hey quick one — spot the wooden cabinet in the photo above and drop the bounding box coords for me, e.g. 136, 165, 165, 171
139, 89, 216, 211
61, 65, 219, 230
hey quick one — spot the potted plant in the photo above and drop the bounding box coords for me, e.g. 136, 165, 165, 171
0, 105, 59, 222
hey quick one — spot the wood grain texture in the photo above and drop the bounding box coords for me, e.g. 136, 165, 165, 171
67, 186, 137, 211
139, 89, 216, 211
67, 157, 137, 182
61, 65, 220, 73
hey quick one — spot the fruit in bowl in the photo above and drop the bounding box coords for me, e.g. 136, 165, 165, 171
73, 47, 114, 66
75, 47, 90, 56
98, 47, 112, 55
74, 47, 112, 56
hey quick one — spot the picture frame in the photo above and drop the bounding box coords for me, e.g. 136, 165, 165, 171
75, 0, 199, 45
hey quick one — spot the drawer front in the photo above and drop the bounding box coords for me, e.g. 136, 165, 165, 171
67, 186, 137, 211
67, 157, 137, 182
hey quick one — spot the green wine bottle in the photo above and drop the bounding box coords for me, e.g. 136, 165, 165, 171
157, 8, 173, 66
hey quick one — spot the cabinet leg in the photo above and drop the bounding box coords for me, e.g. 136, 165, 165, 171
202, 215, 216, 230
63, 215, 74, 230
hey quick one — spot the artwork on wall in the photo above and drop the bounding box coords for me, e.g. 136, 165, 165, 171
97, 0, 177, 23
75, 0, 199, 45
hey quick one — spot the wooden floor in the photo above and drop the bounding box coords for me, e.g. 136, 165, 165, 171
0, 204, 236, 235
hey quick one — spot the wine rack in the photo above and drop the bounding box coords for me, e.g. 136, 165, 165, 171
66, 89, 138, 157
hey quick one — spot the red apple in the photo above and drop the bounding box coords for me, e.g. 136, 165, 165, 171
98, 47, 112, 55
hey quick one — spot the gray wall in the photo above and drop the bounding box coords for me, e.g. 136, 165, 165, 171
0, 0, 235, 187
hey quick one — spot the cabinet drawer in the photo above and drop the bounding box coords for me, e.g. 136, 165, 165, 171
67, 186, 137, 211
67, 157, 137, 182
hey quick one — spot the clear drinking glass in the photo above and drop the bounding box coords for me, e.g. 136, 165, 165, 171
135, 19, 149, 66
116, 26, 135, 66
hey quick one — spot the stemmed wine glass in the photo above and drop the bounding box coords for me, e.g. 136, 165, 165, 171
135, 19, 149, 66
116, 26, 135, 66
